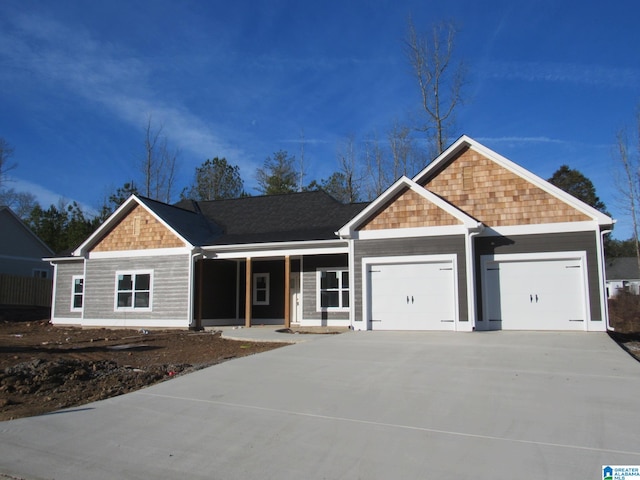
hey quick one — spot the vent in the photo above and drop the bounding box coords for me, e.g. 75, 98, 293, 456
463, 166, 473, 190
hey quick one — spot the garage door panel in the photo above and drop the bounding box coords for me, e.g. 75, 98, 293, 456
369, 260, 456, 331
482, 255, 587, 331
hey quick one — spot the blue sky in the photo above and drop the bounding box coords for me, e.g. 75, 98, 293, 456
0, 0, 639, 238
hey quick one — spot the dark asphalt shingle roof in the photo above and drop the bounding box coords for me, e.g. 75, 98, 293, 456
136, 196, 222, 246
167, 191, 368, 246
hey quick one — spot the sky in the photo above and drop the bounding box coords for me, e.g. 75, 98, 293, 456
0, 0, 639, 238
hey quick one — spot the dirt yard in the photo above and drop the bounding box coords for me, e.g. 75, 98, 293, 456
0, 319, 288, 421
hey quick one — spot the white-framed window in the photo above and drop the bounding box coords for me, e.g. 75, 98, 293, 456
317, 269, 349, 311
253, 273, 270, 305
71, 275, 84, 312
115, 270, 153, 311
33, 269, 49, 279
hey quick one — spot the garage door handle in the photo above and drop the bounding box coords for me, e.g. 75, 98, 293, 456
407, 296, 409, 304
411, 296, 414, 304
536, 294, 539, 303
530, 294, 533, 303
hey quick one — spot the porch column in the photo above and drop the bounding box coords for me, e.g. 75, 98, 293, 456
245, 257, 252, 328
284, 255, 291, 328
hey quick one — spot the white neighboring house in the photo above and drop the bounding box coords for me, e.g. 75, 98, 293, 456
0, 206, 54, 279
605, 257, 640, 298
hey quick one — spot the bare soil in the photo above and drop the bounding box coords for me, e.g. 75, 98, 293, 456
0, 319, 287, 421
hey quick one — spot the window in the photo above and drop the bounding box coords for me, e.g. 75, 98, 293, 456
253, 273, 270, 305
317, 269, 349, 311
71, 275, 84, 311
33, 269, 49, 279
115, 271, 152, 311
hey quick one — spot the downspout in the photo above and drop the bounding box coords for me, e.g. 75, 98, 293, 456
189, 247, 204, 330
465, 223, 484, 331
599, 228, 613, 331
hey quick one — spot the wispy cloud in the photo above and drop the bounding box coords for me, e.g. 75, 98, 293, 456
0, 11, 247, 167
483, 61, 640, 88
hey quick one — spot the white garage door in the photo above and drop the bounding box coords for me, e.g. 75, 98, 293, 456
368, 259, 456, 330
481, 254, 588, 331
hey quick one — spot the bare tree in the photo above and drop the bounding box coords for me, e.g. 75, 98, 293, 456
336, 134, 361, 203
140, 117, 179, 203
298, 129, 306, 192
362, 131, 389, 200
405, 18, 465, 157
0, 137, 16, 192
388, 119, 424, 178
614, 108, 640, 268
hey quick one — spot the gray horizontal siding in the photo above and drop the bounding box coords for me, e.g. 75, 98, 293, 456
84, 255, 190, 322
53, 261, 84, 319
353, 235, 468, 324
475, 231, 602, 321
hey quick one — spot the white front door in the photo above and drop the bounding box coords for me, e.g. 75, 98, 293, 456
480, 253, 588, 331
368, 259, 456, 330
289, 272, 301, 324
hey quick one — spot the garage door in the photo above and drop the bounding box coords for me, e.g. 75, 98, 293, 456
368, 260, 456, 330
481, 254, 587, 330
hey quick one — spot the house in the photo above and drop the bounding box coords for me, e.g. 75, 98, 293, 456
0, 206, 54, 278
48, 135, 614, 331
605, 257, 640, 297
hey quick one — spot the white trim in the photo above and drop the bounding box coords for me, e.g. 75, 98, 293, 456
209, 244, 348, 260
88, 247, 191, 259
252, 272, 270, 305
479, 251, 592, 331
352, 225, 470, 240
51, 318, 189, 328
361, 254, 459, 331
114, 269, 154, 312
73, 195, 191, 256
347, 239, 355, 327
316, 268, 350, 313
70, 275, 84, 313
50, 262, 59, 322
46, 256, 84, 263
413, 135, 614, 226
480, 221, 601, 237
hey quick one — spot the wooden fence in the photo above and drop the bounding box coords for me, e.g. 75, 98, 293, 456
0, 274, 53, 307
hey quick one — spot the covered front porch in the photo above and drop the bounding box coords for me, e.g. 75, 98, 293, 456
190, 247, 350, 330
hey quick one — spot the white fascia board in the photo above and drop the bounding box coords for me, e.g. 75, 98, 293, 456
88, 247, 192, 259
352, 224, 469, 240
73, 195, 192, 257
46, 256, 85, 263
203, 239, 348, 259
413, 135, 614, 227
480, 221, 601, 237
337, 176, 480, 237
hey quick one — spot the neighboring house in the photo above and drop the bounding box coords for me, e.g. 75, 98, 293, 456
48, 136, 614, 331
0, 206, 54, 278
605, 257, 640, 297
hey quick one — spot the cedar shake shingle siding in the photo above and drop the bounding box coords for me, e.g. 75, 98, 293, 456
422, 147, 591, 226
92, 204, 185, 252
358, 187, 462, 231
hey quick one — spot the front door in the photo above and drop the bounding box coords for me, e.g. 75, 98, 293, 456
290, 272, 302, 324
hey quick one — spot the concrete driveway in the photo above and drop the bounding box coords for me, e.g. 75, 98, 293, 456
1, 331, 639, 480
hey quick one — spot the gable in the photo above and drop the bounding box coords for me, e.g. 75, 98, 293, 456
358, 187, 462, 231
421, 146, 591, 227
0, 208, 53, 257
91, 204, 185, 252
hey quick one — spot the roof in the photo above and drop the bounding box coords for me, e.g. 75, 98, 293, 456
605, 257, 640, 281
175, 191, 368, 245
0, 205, 55, 256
